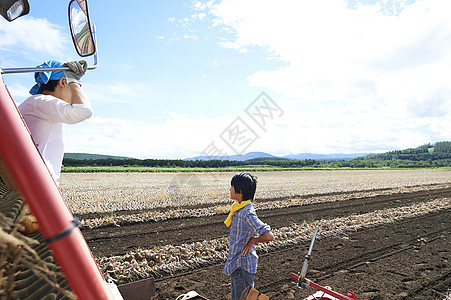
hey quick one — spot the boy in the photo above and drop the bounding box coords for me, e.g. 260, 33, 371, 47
223, 172, 274, 300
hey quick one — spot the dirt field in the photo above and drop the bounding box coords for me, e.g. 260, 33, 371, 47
61, 169, 451, 214
75, 176, 451, 300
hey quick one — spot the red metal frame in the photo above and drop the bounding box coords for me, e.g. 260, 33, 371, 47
0, 77, 111, 299
290, 225, 356, 300
290, 273, 356, 300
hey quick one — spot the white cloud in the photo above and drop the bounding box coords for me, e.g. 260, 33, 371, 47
83, 81, 154, 105
183, 34, 199, 40
192, 12, 207, 21
200, 0, 451, 152
64, 113, 238, 159
0, 17, 69, 60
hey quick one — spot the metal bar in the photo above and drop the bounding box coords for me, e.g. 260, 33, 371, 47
1, 61, 96, 74
298, 225, 322, 282
1, 57, 97, 74
1, 66, 72, 74
90, 24, 98, 70
308, 226, 321, 256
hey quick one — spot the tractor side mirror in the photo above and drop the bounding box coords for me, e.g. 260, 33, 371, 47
0, 0, 29, 21
68, 0, 95, 57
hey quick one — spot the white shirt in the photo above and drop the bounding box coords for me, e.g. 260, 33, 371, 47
18, 94, 92, 182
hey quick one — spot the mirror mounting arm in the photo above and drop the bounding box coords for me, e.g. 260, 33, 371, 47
88, 24, 98, 71
1, 66, 72, 75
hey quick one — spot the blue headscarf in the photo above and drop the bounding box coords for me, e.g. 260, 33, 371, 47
29, 60, 66, 95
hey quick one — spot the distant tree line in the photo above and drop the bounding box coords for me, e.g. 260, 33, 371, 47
62, 158, 246, 168
350, 141, 451, 168
62, 141, 451, 169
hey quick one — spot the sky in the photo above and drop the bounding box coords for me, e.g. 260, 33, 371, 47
1, 0, 451, 159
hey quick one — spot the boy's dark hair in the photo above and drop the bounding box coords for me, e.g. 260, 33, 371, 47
231, 172, 258, 201
40, 79, 59, 93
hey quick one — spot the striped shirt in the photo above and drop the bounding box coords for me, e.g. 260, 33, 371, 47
223, 203, 271, 276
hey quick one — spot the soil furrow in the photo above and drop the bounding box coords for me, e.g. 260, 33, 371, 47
407, 271, 451, 299
313, 213, 450, 276
82, 186, 451, 257
153, 209, 450, 299
226, 209, 451, 297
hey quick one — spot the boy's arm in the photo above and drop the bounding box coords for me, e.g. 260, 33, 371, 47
241, 231, 274, 256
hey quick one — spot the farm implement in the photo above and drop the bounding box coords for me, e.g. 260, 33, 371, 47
290, 226, 357, 300
0, 0, 155, 299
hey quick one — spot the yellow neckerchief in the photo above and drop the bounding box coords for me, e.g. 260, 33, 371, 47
224, 200, 251, 227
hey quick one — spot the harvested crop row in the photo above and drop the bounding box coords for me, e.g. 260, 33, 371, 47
60, 170, 451, 214
96, 198, 451, 284
79, 183, 451, 229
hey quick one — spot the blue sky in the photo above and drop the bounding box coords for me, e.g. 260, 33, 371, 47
1, 0, 451, 159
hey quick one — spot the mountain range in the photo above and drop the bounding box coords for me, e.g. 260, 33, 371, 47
184, 151, 371, 161
65, 151, 370, 161
64, 153, 133, 160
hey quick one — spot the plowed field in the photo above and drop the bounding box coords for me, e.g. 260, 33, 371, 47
63, 171, 451, 300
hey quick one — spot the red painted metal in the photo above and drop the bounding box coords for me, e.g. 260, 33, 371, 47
309, 282, 356, 300
0, 77, 111, 299
290, 273, 356, 300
